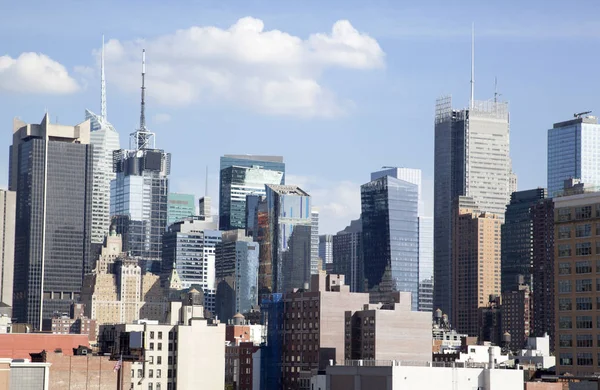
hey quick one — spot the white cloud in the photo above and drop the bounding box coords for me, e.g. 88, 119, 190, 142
287, 174, 361, 234
99, 17, 384, 117
0, 52, 79, 94
153, 113, 171, 123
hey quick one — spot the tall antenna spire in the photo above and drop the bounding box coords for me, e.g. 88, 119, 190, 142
140, 49, 146, 131
470, 23, 475, 110
101, 35, 107, 120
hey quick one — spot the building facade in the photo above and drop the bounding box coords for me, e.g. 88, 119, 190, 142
434, 97, 511, 318
219, 155, 284, 231
0, 190, 15, 312
311, 208, 320, 274
166, 192, 195, 226
547, 115, 600, 197
361, 175, 419, 310
333, 219, 362, 293
319, 235, 333, 270
418, 277, 433, 312
501, 283, 532, 351
215, 230, 259, 322
452, 196, 502, 337
418, 216, 433, 311
10, 114, 93, 329
501, 189, 547, 293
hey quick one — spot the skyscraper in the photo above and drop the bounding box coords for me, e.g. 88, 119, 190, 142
85, 36, 120, 246
434, 96, 511, 317
361, 175, 419, 310
0, 190, 15, 312
532, 198, 554, 345
167, 193, 195, 226
311, 208, 319, 274
110, 50, 171, 273
219, 163, 284, 231
319, 234, 333, 270
10, 114, 93, 329
256, 185, 312, 295
333, 219, 362, 292
547, 114, 600, 197
501, 188, 547, 293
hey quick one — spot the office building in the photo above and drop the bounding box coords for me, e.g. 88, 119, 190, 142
162, 217, 221, 313
85, 37, 120, 246
256, 185, 312, 295
532, 198, 555, 345
418, 277, 433, 312
0, 190, 15, 312
219, 155, 284, 231
418, 216, 433, 310
198, 195, 211, 218
501, 189, 547, 293
434, 96, 512, 318
547, 114, 600, 197
344, 292, 431, 362
452, 196, 502, 337
81, 228, 170, 328
333, 219, 363, 292
319, 234, 333, 269
553, 183, 600, 375
10, 114, 92, 329
477, 295, 502, 345
99, 290, 225, 390
501, 283, 532, 351
361, 175, 419, 310
166, 192, 195, 225
215, 229, 259, 322
311, 208, 319, 274
111, 50, 171, 273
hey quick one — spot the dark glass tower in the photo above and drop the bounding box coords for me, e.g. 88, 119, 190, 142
219, 155, 284, 231
501, 188, 547, 292
10, 114, 93, 329
361, 176, 419, 310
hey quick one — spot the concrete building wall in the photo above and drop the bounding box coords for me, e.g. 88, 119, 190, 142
373, 309, 431, 362
47, 353, 131, 390
0, 190, 15, 309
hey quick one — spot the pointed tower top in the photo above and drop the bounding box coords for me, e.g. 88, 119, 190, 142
470, 23, 475, 110
101, 35, 107, 121
140, 49, 146, 131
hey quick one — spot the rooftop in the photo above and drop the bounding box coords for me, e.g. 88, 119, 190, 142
266, 184, 309, 197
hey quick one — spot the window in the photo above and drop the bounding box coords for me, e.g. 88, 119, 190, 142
157, 356, 161, 365
559, 280, 572, 293
168, 356, 172, 365
558, 208, 572, 221
559, 316, 572, 329
157, 385, 161, 390
559, 334, 573, 347
578, 297, 593, 310
158, 332, 163, 340
578, 352, 593, 366
149, 369, 153, 378
577, 261, 593, 274
156, 369, 161, 378
559, 226, 572, 239
150, 331, 155, 339
168, 369, 172, 378
559, 263, 571, 275
576, 279, 593, 292
148, 356, 154, 364
559, 298, 572, 311
577, 224, 593, 237
577, 334, 594, 347
560, 353, 573, 366
158, 343, 162, 351
577, 316, 593, 329
576, 206, 592, 220
559, 245, 572, 258
138, 369, 143, 378
148, 384, 153, 390
149, 343, 154, 351
577, 242, 593, 256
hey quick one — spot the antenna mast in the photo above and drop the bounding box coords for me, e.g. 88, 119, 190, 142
140, 49, 146, 131
470, 23, 475, 110
129, 49, 155, 151
101, 35, 107, 120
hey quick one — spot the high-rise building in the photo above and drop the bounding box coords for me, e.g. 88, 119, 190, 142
501, 189, 547, 292
111, 50, 171, 273
501, 282, 532, 351
311, 208, 319, 275
418, 277, 433, 312
256, 185, 312, 295
85, 37, 120, 246
532, 198, 555, 345
333, 219, 362, 292
215, 229, 259, 322
167, 192, 195, 226
553, 184, 600, 375
418, 216, 433, 311
0, 190, 15, 312
161, 217, 221, 314
372, 167, 423, 215
452, 196, 502, 337
219, 155, 284, 231
547, 114, 600, 197
10, 114, 93, 329
319, 234, 333, 268
198, 196, 211, 218
361, 175, 419, 310
434, 96, 511, 318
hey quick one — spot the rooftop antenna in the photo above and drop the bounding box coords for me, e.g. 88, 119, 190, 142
494, 77, 498, 104
470, 23, 475, 110
129, 49, 154, 150
101, 35, 107, 121
140, 49, 146, 131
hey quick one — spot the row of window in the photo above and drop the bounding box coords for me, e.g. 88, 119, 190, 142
559, 352, 597, 366
558, 315, 600, 329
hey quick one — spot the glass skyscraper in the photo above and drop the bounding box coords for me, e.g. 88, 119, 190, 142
10, 115, 93, 329
167, 192, 196, 226
434, 97, 512, 317
332, 219, 362, 292
219, 155, 284, 230
547, 115, 600, 197
361, 175, 419, 310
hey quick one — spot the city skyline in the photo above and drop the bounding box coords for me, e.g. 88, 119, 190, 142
2, 1, 600, 234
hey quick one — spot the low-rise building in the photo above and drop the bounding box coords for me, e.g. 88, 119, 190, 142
0, 358, 50, 390
0, 333, 91, 359
43, 303, 97, 343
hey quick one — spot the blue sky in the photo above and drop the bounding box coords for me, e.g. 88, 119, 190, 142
1, 0, 599, 233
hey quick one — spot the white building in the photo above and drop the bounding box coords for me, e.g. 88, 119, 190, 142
456, 344, 510, 366
514, 334, 555, 369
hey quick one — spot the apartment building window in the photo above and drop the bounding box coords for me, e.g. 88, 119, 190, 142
577, 261, 593, 274
559, 298, 572, 311
578, 353, 593, 366
558, 245, 572, 258
149, 343, 154, 351
156, 369, 161, 378
559, 280, 572, 294
148, 356, 154, 364
158, 332, 163, 340
559, 317, 572, 329
149, 369, 153, 378
560, 353, 573, 366
576, 206, 592, 220
576, 279, 593, 292
158, 343, 162, 351
576, 316, 593, 329
148, 384, 153, 390
150, 331, 155, 339
577, 242, 593, 256
558, 208, 571, 221
138, 369, 143, 377
577, 334, 594, 347
168, 369, 172, 378
559, 263, 571, 275
559, 334, 572, 347
577, 224, 593, 238
157, 356, 161, 365
559, 226, 572, 239
577, 297, 593, 310
156, 384, 161, 390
